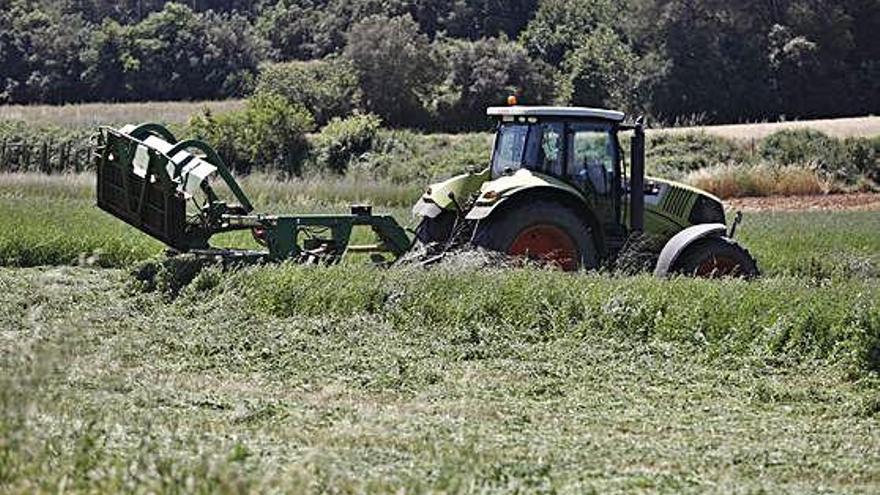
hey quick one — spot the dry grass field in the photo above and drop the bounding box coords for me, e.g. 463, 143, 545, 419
0, 100, 876, 140
659, 116, 880, 140
0, 100, 245, 128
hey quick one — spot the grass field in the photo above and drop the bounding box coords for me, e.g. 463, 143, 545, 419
666, 116, 880, 141
1, 173, 879, 493
0, 100, 245, 128
2, 100, 877, 139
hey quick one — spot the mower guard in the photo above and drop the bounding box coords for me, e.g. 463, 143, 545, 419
95, 123, 411, 263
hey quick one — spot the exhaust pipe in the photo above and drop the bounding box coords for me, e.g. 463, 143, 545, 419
630, 118, 645, 233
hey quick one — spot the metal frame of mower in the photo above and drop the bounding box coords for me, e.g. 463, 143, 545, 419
95, 123, 411, 264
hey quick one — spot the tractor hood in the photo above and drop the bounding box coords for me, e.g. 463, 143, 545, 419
639, 176, 726, 230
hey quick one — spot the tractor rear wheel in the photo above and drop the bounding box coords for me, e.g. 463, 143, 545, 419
472, 200, 598, 271
672, 236, 759, 278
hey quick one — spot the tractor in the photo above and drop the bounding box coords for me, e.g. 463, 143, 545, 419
412, 105, 758, 277
93, 105, 757, 278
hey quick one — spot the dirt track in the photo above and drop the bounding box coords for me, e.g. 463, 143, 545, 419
725, 193, 880, 212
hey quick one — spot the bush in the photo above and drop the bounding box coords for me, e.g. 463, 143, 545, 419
759, 129, 847, 178
362, 130, 492, 184
255, 58, 361, 126
646, 132, 746, 179
312, 114, 382, 174
843, 136, 880, 183
189, 93, 314, 176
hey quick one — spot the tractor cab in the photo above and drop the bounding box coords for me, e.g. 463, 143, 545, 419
486, 106, 629, 238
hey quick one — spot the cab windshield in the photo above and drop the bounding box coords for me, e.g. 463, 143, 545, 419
491, 122, 563, 178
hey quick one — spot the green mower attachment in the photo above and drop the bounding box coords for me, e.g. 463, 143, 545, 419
95, 123, 411, 263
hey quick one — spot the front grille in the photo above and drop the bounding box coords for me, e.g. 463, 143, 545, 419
661, 186, 692, 219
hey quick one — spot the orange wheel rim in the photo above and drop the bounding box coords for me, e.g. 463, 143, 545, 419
509, 225, 578, 271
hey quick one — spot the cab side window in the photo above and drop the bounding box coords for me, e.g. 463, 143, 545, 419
569, 126, 616, 195
524, 123, 564, 176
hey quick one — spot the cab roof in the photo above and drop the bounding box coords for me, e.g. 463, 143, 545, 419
487, 105, 626, 122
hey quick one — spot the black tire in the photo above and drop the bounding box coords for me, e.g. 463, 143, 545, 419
415, 210, 457, 245
672, 236, 759, 278
472, 200, 598, 271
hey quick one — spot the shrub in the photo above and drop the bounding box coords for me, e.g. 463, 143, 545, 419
843, 136, 880, 183
759, 129, 853, 180
646, 131, 746, 179
312, 114, 382, 174
189, 93, 314, 176
255, 58, 361, 126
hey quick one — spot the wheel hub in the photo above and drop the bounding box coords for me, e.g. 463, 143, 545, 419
509, 224, 578, 271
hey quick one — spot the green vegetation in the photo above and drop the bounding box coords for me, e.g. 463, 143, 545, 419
0, 172, 879, 492
188, 93, 315, 175
1, 174, 878, 278
5, 115, 875, 195
1, 263, 878, 492
312, 113, 382, 174
2, 1, 878, 128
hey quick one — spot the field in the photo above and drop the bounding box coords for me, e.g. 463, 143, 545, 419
0, 100, 246, 128
1, 172, 879, 493
2, 100, 877, 139
664, 116, 880, 141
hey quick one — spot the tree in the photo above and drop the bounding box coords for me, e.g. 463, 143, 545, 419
122, 3, 261, 100
344, 15, 439, 127
81, 19, 134, 101
432, 36, 552, 129
0, 0, 89, 103
519, 0, 620, 66
255, 57, 362, 126
556, 27, 640, 111
409, 0, 538, 40
643, 0, 774, 123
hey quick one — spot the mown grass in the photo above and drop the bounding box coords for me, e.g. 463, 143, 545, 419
1, 170, 879, 492
1, 265, 878, 493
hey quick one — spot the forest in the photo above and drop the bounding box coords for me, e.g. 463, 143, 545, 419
1, 0, 878, 129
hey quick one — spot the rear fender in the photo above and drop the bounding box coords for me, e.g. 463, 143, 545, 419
465, 170, 585, 220
654, 223, 727, 277
465, 172, 606, 257
412, 168, 490, 218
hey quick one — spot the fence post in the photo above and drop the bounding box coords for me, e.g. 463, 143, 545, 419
40, 141, 49, 174
23, 143, 31, 173
62, 142, 71, 172
0, 139, 6, 172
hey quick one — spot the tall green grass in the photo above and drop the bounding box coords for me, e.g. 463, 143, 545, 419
1, 173, 878, 279
234, 264, 880, 376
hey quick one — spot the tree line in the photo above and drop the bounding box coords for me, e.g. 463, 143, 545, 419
1, 0, 878, 128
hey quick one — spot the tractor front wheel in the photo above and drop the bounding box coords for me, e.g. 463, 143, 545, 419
672, 236, 759, 278
472, 200, 597, 271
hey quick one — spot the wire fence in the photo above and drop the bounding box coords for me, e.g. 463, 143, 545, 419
0, 139, 96, 174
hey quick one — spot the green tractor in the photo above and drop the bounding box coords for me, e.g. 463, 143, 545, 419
413, 105, 758, 277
